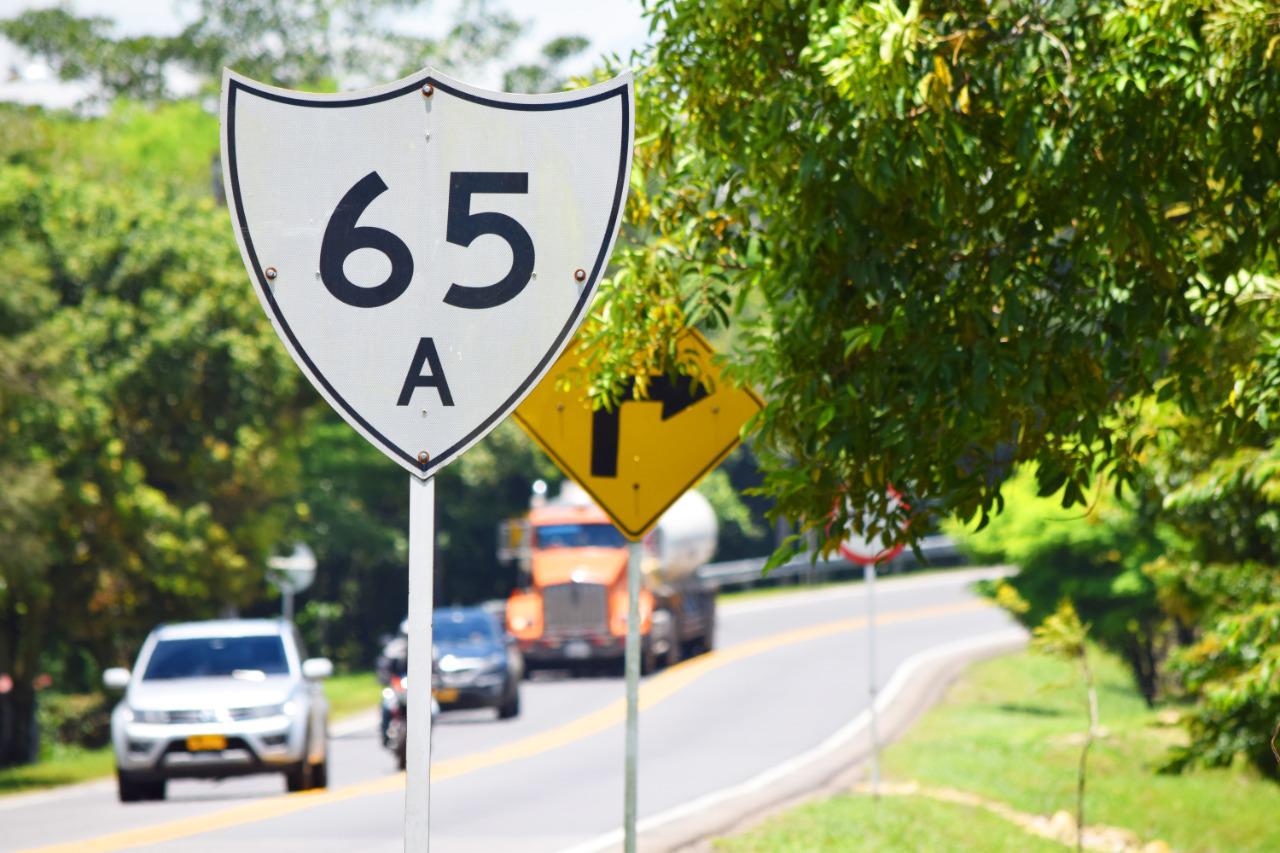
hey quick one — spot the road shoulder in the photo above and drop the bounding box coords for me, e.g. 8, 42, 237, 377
642, 628, 1027, 853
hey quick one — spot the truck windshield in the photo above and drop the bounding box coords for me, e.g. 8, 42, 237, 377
536, 523, 626, 550
142, 636, 290, 681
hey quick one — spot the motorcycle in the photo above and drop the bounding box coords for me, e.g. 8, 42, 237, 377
381, 674, 439, 770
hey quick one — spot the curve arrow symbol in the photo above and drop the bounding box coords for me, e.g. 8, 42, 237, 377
590, 375, 710, 478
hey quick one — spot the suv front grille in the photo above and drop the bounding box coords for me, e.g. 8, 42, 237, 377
165, 709, 216, 724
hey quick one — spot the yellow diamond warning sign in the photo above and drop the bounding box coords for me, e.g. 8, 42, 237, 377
514, 329, 763, 539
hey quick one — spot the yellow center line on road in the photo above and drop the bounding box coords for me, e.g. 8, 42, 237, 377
22, 597, 992, 853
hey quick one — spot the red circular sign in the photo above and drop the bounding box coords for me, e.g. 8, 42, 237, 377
837, 488, 909, 566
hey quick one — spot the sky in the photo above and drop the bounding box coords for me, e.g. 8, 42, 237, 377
0, 0, 652, 107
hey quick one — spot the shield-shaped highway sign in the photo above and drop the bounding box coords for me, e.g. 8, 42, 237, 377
221, 68, 634, 478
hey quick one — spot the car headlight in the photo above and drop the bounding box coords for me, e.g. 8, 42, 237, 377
439, 653, 506, 673
132, 709, 169, 724
232, 702, 295, 720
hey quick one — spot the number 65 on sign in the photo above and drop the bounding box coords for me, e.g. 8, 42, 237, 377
221, 68, 634, 478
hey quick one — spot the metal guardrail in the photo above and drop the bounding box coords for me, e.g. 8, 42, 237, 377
696, 534, 962, 592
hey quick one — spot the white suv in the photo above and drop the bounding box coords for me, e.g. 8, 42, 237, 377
103, 619, 332, 802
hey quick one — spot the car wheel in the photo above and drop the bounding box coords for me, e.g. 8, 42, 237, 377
310, 757, 328, 789
497, 686, 520, 719
285, 761, 312, 792
117, 771, 145, 803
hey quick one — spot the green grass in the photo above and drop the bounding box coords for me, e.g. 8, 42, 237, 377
723, 646, 1280, 852
323, 670, 382, 720
0, 745, 114, 796
715, 789, 1062, 852
884, 648, 1280, 852
0, 670, 382, 798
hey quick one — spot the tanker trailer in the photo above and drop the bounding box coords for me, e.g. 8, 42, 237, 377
504, 483, 718, 674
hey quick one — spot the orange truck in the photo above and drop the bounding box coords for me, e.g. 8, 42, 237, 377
503, 484, 718, 673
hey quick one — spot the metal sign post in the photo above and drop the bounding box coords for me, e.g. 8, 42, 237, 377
838, 491, 908, 799
864, 560, 879, 795
623, 539, 643, 853
405, 476, 435, 850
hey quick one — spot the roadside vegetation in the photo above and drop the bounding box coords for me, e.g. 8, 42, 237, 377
951, 460, 1280, 780
723, 645, 1280, 851
322, 671, 382, 722
0, 745, 113, 796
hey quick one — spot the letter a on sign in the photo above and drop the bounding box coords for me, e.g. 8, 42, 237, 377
220, 68, 633, 477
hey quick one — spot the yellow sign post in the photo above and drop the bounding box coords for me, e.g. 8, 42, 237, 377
514, 329, 763, 539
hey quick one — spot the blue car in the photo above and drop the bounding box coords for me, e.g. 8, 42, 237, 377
432, 607, 522, 719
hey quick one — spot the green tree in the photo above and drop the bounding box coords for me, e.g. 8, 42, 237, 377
950, 465, 1169, 703
0, 102, 307, 765
1136, 275, 1280, 775
583, 0, 1280, 561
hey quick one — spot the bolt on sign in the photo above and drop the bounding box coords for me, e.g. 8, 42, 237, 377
220, 68, 634, 478
514, 328, 764, 539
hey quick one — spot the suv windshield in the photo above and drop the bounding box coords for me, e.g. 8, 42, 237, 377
142, 636, 290, 681
535, 523, 626, 550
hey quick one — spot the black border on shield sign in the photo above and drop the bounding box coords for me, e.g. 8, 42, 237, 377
225, 76, 631, 476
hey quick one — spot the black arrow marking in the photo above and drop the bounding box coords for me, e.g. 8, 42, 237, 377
590, 374, 711, 478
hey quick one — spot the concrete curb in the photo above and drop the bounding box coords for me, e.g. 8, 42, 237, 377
561, 627, 1028, 853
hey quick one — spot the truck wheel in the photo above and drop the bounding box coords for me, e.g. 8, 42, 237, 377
653, 609, 681, 670
640, 641, 658, 675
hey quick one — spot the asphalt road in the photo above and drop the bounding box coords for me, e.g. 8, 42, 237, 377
2, 567, 1020, 853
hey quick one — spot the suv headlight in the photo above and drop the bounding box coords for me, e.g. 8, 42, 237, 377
235, 702, 296, 720
133, 709, 169, 724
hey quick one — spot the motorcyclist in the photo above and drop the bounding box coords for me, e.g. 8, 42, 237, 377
376, 623, 408, 746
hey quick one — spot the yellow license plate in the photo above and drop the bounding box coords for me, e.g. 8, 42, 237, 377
186, 734, 227, 752
433, 688, 459, 703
